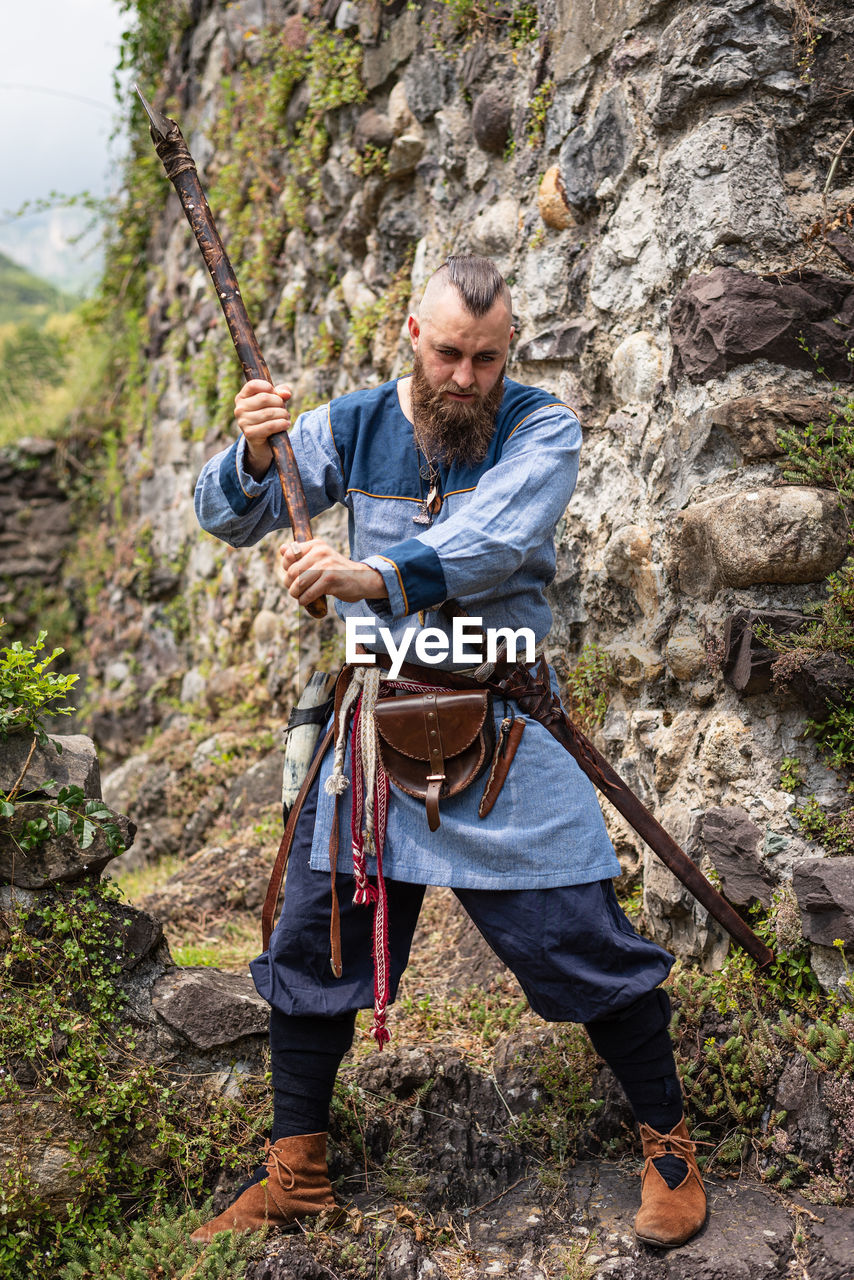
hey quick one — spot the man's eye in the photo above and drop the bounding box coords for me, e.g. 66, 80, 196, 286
476, 355, 495, 363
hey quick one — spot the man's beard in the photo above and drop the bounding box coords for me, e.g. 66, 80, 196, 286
410, 350, 505, 467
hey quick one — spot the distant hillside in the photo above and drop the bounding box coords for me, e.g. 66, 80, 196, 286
0, 251, 74, 327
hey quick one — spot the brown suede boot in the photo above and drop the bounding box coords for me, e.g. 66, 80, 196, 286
190, 1132, 343, 1243
634, 1117, 707, 1249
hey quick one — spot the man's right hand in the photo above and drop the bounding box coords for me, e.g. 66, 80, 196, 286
234, 380, 293, 480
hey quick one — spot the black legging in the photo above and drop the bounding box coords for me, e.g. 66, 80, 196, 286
265, 984, 681, 1141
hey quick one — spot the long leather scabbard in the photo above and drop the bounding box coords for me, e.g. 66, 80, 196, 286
135, 86, 326, 620
438, 603, 774, 968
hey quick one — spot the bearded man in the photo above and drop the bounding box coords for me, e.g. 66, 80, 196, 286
191, 255, 706, 1249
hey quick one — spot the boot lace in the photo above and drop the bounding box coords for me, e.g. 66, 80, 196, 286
263, 1141, 296, 1192
639, 1123, 697, 1162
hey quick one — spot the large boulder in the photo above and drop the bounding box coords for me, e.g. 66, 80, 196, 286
0, 734, 101, 800
559, 86, 634, 213
151, 967, 270, 1049
0, 804, 135, 887
651, 0, 795, 128
703, 395, 833, 463
672, 487, 849, 598
669, 267, 854, 384
702, 806, 775, 907
660, 113, 796, 269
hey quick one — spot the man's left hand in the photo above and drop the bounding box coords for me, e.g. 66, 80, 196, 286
280, 539, 388, 606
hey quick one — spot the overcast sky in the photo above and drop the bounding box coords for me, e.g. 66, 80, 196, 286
0, 0, 127, 290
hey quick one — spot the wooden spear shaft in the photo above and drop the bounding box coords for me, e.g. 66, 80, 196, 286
135, 86, 326, 620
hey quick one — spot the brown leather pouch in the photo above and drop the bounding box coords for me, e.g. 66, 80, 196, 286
373, 689, 494, 832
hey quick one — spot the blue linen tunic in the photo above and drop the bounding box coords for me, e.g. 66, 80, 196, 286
194, 376, 621, 889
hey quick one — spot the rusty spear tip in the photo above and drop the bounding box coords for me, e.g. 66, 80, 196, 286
133, 84, 175, 141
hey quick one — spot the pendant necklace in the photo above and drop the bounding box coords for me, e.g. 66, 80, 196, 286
413, 428, 442, 526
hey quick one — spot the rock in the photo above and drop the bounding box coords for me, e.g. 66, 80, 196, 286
588, 177, 667, 314
0, 733, 101, 800
180, 668, 206, 704
702, 806, 774, 906
669, 267, 854, 385
700, 715, 752, 782
227, 750, 283, 819
469, 196, 519, 255
334, 0, 359, 31
361, 7, 419, 92
537, 166, 575, 230
552, 0, 655, 79
515, 319, 596, 363
605, 642, 663, 696
602, 524, 652, 593
721, 608, 808, 696
807, 1207, 854, 1280
774, 1056, 834, 1165
387, 132, 425, 179
609, 332, 663, 404
403, 54, 454, 123
652, 0, 794, 128
354, 108, 394, 154
705, 395, 833, 462
340, 269, 377, 314
665, 629, 706, 682
785, 651, 854, 719
0, 1096, 111, 1213
151, 967, 269, 1049
0, 806, 135, 888
387, 80, 415, 135
660, 113, 796, 269
471, 86, 512, 154
672, 487, 849, 598
652, 708, 698, 791
377, 200, 424, 267
793, 858, 854, 947
559, 87, 634, 213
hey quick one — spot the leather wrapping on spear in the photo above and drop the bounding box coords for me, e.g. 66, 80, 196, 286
140, 91, 326, 620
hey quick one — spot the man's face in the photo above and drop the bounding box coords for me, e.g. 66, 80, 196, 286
407, 287, 514, 466
408, 288, 513, 403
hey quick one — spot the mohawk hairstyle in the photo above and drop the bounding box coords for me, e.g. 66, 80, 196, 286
432, 254, 512, 317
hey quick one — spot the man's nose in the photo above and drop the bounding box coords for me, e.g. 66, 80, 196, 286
454, 359, 474, 388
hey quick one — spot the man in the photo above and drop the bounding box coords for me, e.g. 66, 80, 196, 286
191, 256, 706, 1249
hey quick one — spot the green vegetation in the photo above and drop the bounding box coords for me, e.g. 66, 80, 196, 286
0, 624, 78, 745
58, 1203, 267, 1280
208, 23, 365, 315
0, 251, 73, 328
433, 0, 540, 45
0, 876, 271, 1279
556, 643, 615, 732
0, 637, 271, 1277
762, 375, 854, 851
665, 890, 853, 1198
526, 78, 554, 147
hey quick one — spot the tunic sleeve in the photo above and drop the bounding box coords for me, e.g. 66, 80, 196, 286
193, 404, 345, 548
362, 403, 580, 616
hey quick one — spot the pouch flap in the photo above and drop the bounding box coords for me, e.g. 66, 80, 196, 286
374, 691, 489, 760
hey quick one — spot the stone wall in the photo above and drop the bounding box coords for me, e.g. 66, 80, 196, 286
69, 0, 854, 974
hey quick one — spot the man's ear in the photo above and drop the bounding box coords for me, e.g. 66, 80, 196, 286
407, 314, 420, 350
509, 325, 515, 344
